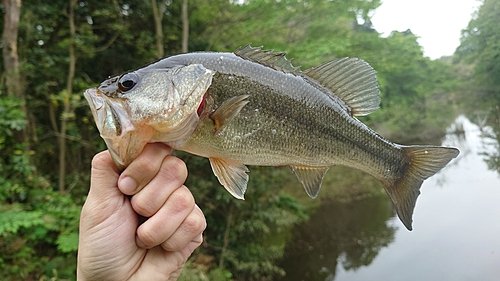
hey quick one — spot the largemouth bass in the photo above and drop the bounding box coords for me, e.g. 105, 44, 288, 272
84, 45, 459, 230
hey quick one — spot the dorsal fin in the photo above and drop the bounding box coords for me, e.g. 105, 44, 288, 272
234, 44, 302, 75
303, 58, 380, 116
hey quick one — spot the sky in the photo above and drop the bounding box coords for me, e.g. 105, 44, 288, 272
371, 0, 481, 59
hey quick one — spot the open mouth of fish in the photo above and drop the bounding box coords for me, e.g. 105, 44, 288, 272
84, 64, 214, 170
84, 88, 138, 168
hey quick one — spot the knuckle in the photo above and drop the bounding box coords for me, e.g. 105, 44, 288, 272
183, 214, 206, 234
163, 156, 188, 182
162, 240, 180, 252
137, 225, 158, 247
131, 195, 156, 217
183, 217, 199, 232
138, 157, 158, 176
169, 187, 194, 214
91, 151, 111, 169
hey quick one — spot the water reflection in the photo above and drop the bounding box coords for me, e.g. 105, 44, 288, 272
279, 114, 500, 281
476, 107, 500, 174
278, 196, 396, 281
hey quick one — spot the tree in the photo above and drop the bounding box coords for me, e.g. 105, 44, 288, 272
2, 0, 28, 143
182, 0, 188, 53
151, 0, 165, 58
58, 0, 77, 193
2, 0, 22, 97
198, 0, 381, 64
0, 0, 464, 279
457, 0, 500, 100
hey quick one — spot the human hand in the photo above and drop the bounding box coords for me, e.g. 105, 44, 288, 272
77, 143, 206, 281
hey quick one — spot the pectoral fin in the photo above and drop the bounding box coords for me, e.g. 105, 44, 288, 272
290, 165, 330, 198
210, 95, 250, 134
209, 158, 249, 199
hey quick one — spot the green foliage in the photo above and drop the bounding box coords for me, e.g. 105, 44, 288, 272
457, 0, 500, 99
178, 260, 233, 281
0, 193, 80, 280
454, 0, 500, 176
0, 0, 485, 279
0, 95, 35, 204
0, 85, 80, 280
195, 0, 459, 142
0, 95, 27, 135
0, 207, 44, 234
201, 0, 381, 66
181, 154, 308, 280
356, 31, 460, 143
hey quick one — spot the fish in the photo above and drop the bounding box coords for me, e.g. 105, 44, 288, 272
84, 44, 460, 230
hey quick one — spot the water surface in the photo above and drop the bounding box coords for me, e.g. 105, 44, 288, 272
279, 115, 500, 281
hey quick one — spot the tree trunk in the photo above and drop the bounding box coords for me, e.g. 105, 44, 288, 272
151, 0, 164, 59
219, 204, 234, 269
58, 0, 77, 193
182, 0, 189, 53
2, 0, 28, 142
2, 0, 22, 97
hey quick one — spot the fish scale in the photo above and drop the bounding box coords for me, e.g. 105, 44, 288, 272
84, 44, 459, 230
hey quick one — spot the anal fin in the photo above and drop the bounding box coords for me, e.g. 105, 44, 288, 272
209, 158, 249, 199
290, 165, 330, 198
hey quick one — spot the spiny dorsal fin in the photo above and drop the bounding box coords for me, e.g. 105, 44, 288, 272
234, 44, 302, 75
303, 58, 380, 116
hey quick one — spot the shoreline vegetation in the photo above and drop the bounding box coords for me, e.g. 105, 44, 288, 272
1, 0, 499, 280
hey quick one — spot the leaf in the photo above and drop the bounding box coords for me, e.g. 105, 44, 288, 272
56, 231, 79, 253
0, 208, 45, 234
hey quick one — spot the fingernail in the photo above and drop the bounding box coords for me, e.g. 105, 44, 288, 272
119, 176, 137, 194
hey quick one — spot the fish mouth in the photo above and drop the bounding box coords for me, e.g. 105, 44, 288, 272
83, 88, 104, 123
84, 88, 142, 169
83, 88, 132, 138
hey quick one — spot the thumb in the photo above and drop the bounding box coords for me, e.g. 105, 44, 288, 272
84, 150, 124, 214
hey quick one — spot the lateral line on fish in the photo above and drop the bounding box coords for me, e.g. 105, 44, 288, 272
84, 44, 460, 231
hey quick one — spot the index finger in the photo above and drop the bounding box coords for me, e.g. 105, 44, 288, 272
118, 143, 173, 195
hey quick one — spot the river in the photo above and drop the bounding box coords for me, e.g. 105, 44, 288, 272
278, 114, 500, 281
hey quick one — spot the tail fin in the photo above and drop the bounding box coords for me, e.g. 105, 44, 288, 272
384, 146, 459, 230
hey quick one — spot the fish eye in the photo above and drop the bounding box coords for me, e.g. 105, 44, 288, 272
118, 73, 138, 92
